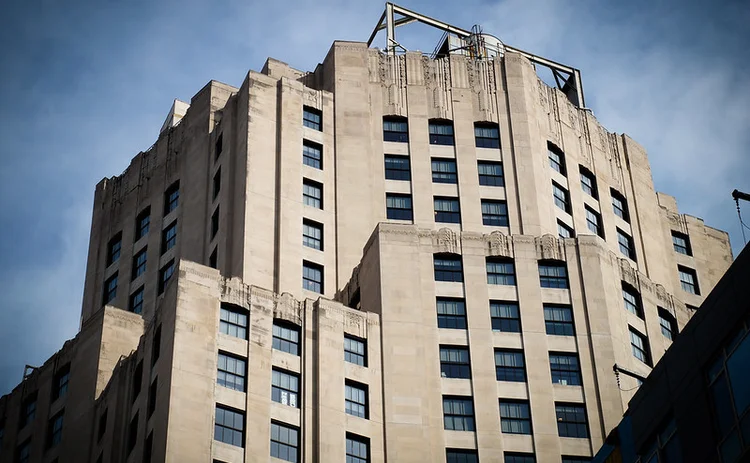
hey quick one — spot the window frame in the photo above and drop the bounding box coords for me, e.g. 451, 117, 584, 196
585, 206, 604, 238
346, 433, 370, 463
106, 232, 122, 266
345, 380, 369, 419
442, 396, 475, 431
103, 272, 118, 305
164, 181, 180, 216
447, 448, 479, 463
477, 160, 504, 186
270, 421, 298, 462
555, 403, 589, 438
47, 410, 64, 448
617, 228, 636, 261
486, 258, 516, 285
302, 260, 324, 293
495, 349, 526, 382
434, 254, 463, 282
481, 199, 509, 227
474, 122, 500, 149
302, 219, 323, 251
630, 327, 652, 366
549, 353, 582, 386
431, 157, 458, 184
429, 119, 455, 145
132, 247, 147, 280
499, 400, 532, 435
579, 166, 598, 198
302, 106, 322, 131
272, 320, 301, 356
434, 196, 461, 223
135, 207, 150, 242
671, 231, 692, 256
385, 193, 413, 221
490, 301, 521, 333
161, 221, 177, 254
302, 178, 323, 209
20, 394, 36, 428
211, 205, 220, 239
658, 307, 678, 341
213, 168, 221, 201
219, 303, 248, 340
553, 182, 571, 213
548, 142, 566, 175
383, 116, 409, 142
217, 352, 247, 392
384, 154, 411, 181
440, 345, 471, 379
611, 189, 630, 222
539, 261, 569, 289
436, 297, 467, 330
544, 304, 575, 336
271, 368, 300, 408
214, 405, 244, 448
302, 139, 323, 169
344, 335, 367, 367
158, 260, 175, 295
622, 284, 644, 318
678, 265, 700, 295
558, 220, 575, 239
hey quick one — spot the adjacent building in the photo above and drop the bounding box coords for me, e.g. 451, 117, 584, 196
0, 4, 734, 463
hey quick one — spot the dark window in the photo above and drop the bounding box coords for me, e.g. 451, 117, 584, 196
556, 403, 589, 438
53, 364, 70, 401
579, 167, 598, 198
135, 207, 150, 241
561, 458, 591, 463
482, 200, 509, 226
303, 106, 322, 131
211, 206, 220, 239
558, 220, 574, 239
678, 266, 700, 295
149, 326, 162, 369
658, 307, 678, 341
164, 181, 179, 215
544, 305, 575, 336
495, 350, 526, 382
478, 161, 504, 186
539, 262, 568, 289
132, 360, 143, 403
270, 422, 298, 462
630, 328, 651, 366
158, 260, 175, 295
346, 433, 369, 463
548, 142, 566, 175
611, 189, 630, 222
46, 410, 64, 448
127, 412, 139, 454
272, 369, 300, 408
345, 381, 368, 419
486, 258, 516, 285
384, 155, 411, 180
273, 321, 300, 355
383, 116, 409, 142
148, 378, 157, 417
97, 409, 108, 443
434, 254, 463, 282
505, 453, 536, 463
429, 120, 455, 145
20, 395, 36, 428
440, 346, 471, 379
218, 352, 246, 392
499, 400, 532, 434
434, 197, 461, 223
220, 304, 248, 339
550, 353, 582, 386
302, 260, 323, 293
302, 219, 323, 250
345, 335, 367, 367
447, 448, 478, 463
209, 247, 218, 269
213, 168, 221, 200
215, 133, 223, 159
302, 140, 323, 169
144, 431, 153, 463
622, 284, 644, 318
437, 298, 467, 329
214, 406, 244, 448
161, 221, 177, 254
640, 418, 681, 463
617, 228, 636, 261
443, 396, 475, 431
107, 233, 122, 266
491, 301, 521, 332
386, 193, 413, 221
432, 158, 458, 183
585, 206, 604, 238
671, 231, 692, 256
103, 272, 118, 305
16, 439, 30, 463
302, 179, 322, 209
132, 248, 147, 280
553, 182, 571, 213
475, 122, 500, 148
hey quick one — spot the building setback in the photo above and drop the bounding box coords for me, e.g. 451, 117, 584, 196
0, 6, 735, 463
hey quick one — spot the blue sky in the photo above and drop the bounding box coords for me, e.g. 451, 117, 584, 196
0, 0, 748, 394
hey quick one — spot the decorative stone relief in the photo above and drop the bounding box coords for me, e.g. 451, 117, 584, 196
619, 258, 639, 289
536, 234, 565, 261
487, 231, 513, 258
654, 284, 673, 308
303, 89, 322, 109
434, 228, 460, 254
274, 292, 302, 325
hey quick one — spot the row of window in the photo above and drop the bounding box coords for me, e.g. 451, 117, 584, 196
383, 116, 501, 149
385, 194, 509, 226
433, 254, 568, 288
447, 451, 589, 463
385, 155, 505, 186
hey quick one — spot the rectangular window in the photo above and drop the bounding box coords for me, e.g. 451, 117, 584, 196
555, 403, 589, 438
678, 266, 700, 295
539, 262, 568, 289
272, 321, 300, 355
434, 255, 463, 282
585, 206, 604, 238
558, 220, 574, 239
561, 458, 591, 463
302, 260, 323, 293
107, 233, 122, 266
148, 378, 157, 417
303, 106, 322, 131
214, 406, 244, 448
151, 325, 161, 367
270, 422, 298, 462
46, 411, 64, 448
209, 247, 218, 269
611, 189, 629, 222
103, 273, 118, 305
97, 409, 107, 443
553, 182, 571, 213
630, 328, 651, 366
477, 161, 504, 186
447, 449, 479, 463
434, 197, 461, 223
302, 219, 323, 250
16, 439, 30, 463
486, 258, 516, 285
220, 304, 248, 340
144, 431, 153, 463
499, 400, 532, 434
215, 133, 223, 159
127, 412, 139, 454
505, 454, 536, 463
544, 305, 575, 336
217, 352, 246, 392
481, 200, 509, 226
437, 298, 467, 330
550, 353, 582, 386
161, 221, 177, 254
617, 228, 636, 261
671, 231, 692, 255
344, 335, 367, 367
429, 120, 455, 145
658, 307, 678, 341
579, 167, 598, 198
386, 193, 413, 221
384, 154, 411, 181
490, 301, 520, 332
383, 116, 409, 142
271, 369, 299, 408
132, 248, 147, 280
475, 123, 500, 148
164, 181, 179, 215
431, 158, 458, 183
440, 346, 471, 379
211, 206, 220, 239
302, 179, 323, 209
548, 143, 566, 175
135, 207, 150, 241
132, 360, 143, 402
52, 364, 70, 401
213, 168, 221, 200
345, 381, 368, 419
346, 434, 370, 463
20, 395, 36, 428
495, 350, 526, 382
622, 284, 644, 318
158, 260, 175, 295
302, 140, 323, 169
443, 396, 475, 431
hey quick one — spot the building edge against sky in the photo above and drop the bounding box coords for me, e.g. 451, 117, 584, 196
0, 4, 736, 463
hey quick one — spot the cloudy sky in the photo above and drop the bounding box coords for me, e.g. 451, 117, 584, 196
0, 0, 748, 394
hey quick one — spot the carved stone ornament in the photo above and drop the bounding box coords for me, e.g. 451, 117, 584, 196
434, 228, 460, 254
487, 231, 512, 258
274, 292, 302, 325
619, 258, 638, 289
654, 284, 672, 307
536, 234, 565, 261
